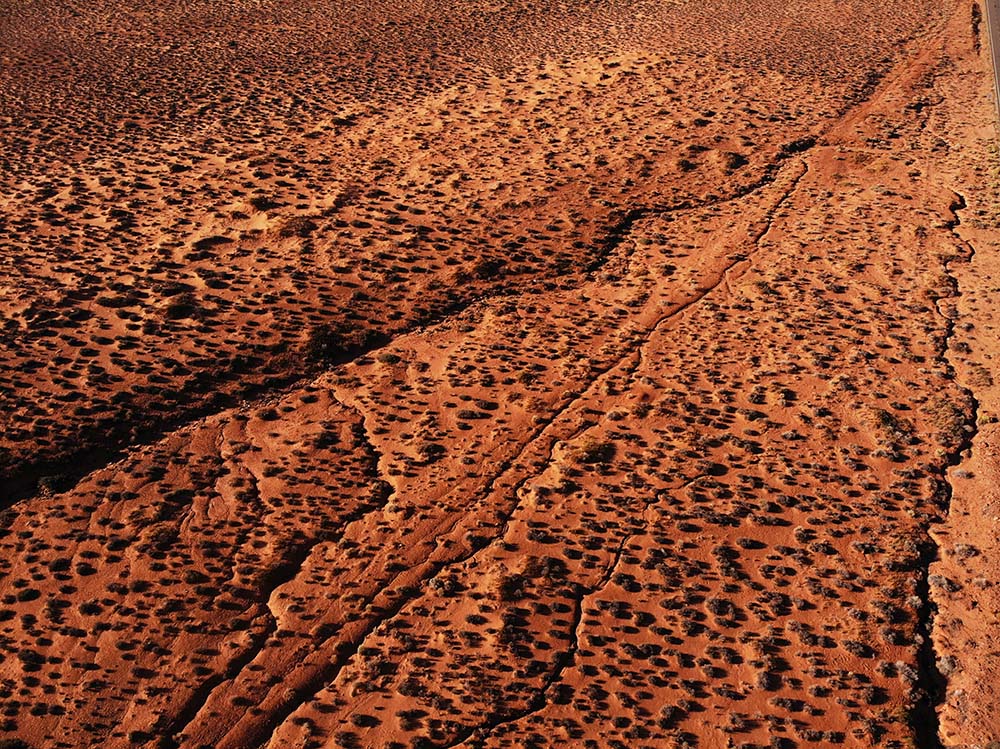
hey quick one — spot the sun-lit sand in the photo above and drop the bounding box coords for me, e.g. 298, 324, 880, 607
1, 1, 999, 747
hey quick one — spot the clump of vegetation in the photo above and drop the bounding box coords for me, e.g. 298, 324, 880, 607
575, 437, 616, 465
277, 215, 319, 238
923, 396, 971, 449
496, 573, 528, 601
472, 257, 505, 279
416, 442, 446, 463
0, 739, 32, 749
522, 555, 568, 580
164, 291, 200, 320
249, 195, 279, 211
36, 473, 71, 495
305, 324, 382, 365
968, 363, 993, 388
722, 151, 748, 172
778, 135, 816, 157
871, 407, 915, 443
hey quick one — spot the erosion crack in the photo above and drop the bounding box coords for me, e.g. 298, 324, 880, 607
433, 534, 631, 749
2, 161, 805, 512
243, 150, 819, 747
912, 189, 980, 749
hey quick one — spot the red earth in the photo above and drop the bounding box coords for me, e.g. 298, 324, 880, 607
1, 1, 999, 748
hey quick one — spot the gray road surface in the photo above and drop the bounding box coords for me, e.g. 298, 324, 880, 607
985, 0, 1000, 122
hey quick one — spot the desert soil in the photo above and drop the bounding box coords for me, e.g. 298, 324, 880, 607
1, 0, 999, 747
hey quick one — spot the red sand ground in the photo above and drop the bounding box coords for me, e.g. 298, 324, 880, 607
1, 1, 999, 748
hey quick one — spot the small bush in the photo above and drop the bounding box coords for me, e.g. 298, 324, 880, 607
576, 437, 616, 464
0, 739, 32, 749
